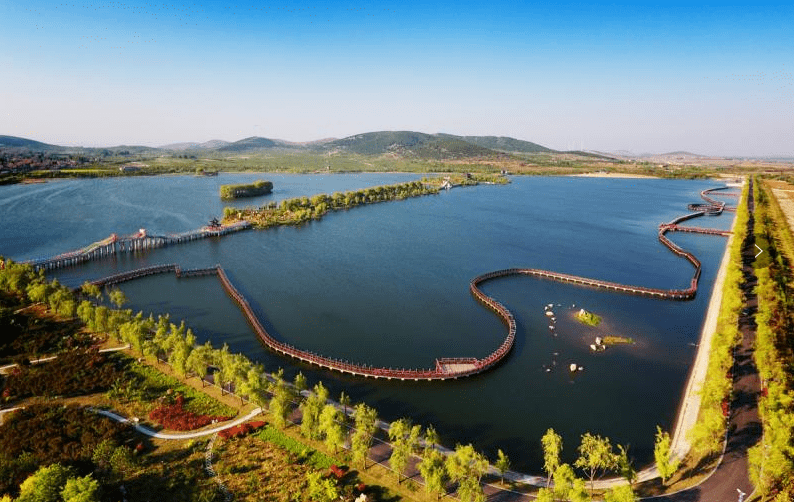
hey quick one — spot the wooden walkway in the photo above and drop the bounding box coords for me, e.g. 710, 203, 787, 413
25, 221, 251, 271
76, 184, 737, 381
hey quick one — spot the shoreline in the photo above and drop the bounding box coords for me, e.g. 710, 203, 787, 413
668, 183, 742, 460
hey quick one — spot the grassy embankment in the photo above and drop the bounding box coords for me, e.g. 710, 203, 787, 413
747, 179, 794, 500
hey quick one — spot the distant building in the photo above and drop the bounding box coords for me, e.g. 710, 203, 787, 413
119, 165, 141, 173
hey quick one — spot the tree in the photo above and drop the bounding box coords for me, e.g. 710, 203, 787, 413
425, 424, 440, 452
167, 327, 195, 379
270, 375, 292, 429
654, 426, 679, 486
300, 382, 329, 440
17, 463, 75, 502
339, 391, 351, 418
76, 300, 95, 327
80, 281, 102, 300
238, 364, 268, 407
495, 449, 511, 486
617, 444, 637, 487
120, 318, 147, 355
388, 418, 421, 484
542, 428, 563, 488
305, 471, 339, 502
351, 403, 378, 469
574, 433, 618, 495
552, 463, 577, 500
294, 371, 308, 398
319, 404, 345, 454
604, 484, 638, 502
186, 341, 214, 385
445, 444, 488, 502
108, 288, 126, 308
535, 488, 555, 502
61, 474, 100, 502
418, 448, 448, 501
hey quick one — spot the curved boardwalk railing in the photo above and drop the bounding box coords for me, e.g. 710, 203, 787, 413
82, 184, 737, 381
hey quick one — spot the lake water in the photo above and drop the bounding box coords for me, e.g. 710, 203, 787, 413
0, 173, 736, 472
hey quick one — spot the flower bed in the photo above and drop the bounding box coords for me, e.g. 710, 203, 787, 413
149, 394, 233, 431
218, 420, 266, 440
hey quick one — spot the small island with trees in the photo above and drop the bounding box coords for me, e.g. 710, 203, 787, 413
220, 180, 273, 199
575, 308, 602, 326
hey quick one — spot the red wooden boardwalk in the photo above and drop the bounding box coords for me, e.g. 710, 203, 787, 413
83, 184, 738, 381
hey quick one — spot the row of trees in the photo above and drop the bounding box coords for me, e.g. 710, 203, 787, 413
686, 180, 750, 457
2, 257, 680, 499
747, 180, 794, 500
222, 181, 439, 228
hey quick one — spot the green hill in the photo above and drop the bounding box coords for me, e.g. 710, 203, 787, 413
217, 137, 278, 152
0, 136, 62, 152
440, 134, 555, 153
326, 131, 498, 159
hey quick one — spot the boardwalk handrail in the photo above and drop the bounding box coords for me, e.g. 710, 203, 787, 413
80, 184, 737, 381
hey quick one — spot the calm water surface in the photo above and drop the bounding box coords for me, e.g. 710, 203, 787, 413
0, 174, 737, 472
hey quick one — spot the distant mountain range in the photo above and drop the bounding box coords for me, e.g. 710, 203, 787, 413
0, 131, 596, 160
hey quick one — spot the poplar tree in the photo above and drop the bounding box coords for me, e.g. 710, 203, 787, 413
388, 418, 421, 483
319, 404, 345, 454
654, 426, 679, 486
351, 403, 378, 469
445, 444, 488, 502
541, 428, 563, 488
418, 448, 447, 501
495, 449, 511, 486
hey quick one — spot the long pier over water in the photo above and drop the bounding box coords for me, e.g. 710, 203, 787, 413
25, 221, 251, 271
78, 184, 739, 381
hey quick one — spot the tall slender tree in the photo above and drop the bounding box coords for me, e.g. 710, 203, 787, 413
388, 418, 421, 483
418, 448, 448, 501
495, 449, 511, 486
542, 428, 563, 488
445, 444, 488, 502
351, 403, 378, 469
319, 404, 345, 454
654, 426, 679, 486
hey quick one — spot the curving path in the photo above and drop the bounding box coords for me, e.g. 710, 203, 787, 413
87, 185, 735, 382
92, 407, 263, 439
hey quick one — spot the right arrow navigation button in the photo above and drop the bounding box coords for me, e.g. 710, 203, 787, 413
755, 244, 764, 258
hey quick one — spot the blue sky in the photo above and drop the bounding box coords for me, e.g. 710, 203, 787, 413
1, 0, 792, 156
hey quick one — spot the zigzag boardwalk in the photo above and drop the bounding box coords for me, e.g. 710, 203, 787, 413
82, 184, 738, 381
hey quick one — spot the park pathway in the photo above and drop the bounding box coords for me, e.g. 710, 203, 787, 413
93, 407, 263, 440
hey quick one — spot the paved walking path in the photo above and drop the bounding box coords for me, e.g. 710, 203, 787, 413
93, 407, 263, 439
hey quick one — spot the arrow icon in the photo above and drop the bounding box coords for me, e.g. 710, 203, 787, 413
755, 244, 764, 258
